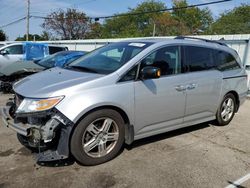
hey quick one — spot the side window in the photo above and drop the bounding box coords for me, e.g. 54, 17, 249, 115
120, 65, 138, 82
2, 45, 23, 55
140, 46, 181, 76
184, 46, 215, 72
215, 50, 240, 71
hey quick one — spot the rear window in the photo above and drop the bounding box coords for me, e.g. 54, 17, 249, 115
184, 46, 215, 72
49, 46, 67, 54
214, 50, 240, 71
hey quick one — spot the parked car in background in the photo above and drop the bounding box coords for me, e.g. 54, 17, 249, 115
0, 42, 68, 92
35, 51, 86, 69
1, 37, 248, 166
0, 42, 12, 48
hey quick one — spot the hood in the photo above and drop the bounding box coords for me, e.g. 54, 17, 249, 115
0, 60, 44, 76
13, 67, 104, 98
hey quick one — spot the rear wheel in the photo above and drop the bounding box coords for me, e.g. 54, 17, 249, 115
216, 93, 236, 126
70, 109, 125, 166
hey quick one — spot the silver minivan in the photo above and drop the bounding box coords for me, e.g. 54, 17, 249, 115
1, 37, 248, 165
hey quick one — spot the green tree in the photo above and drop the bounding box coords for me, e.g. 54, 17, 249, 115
172, 0, 213, 34
210, 4, 250, 34
102, 0, 166, 38
0, 30, 7, 41
40, 31, 50, 41
155, 12, 189, 36
86, 22, 103, 39
42, 8, 91, 40
15, 33, 49, 41
100, 0, 213, 38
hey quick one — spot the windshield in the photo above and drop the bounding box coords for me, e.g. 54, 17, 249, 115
67, 42, 152, 74
37, 53, 58, 68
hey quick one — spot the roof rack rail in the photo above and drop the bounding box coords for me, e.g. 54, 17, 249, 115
175, 36, 228, 46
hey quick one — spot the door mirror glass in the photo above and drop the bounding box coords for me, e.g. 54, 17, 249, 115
140, 66, 161, 80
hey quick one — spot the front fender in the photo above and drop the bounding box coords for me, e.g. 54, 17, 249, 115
55, 82, 135, 126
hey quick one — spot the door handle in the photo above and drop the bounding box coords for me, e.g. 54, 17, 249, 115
186, 83, 197, 90
175, 85, 186, 92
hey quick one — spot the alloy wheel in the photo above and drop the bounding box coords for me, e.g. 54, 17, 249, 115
82, 117, 119, 158
221, 98, 234, 122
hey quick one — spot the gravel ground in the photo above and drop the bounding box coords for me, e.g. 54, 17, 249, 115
0, 93, 249, 188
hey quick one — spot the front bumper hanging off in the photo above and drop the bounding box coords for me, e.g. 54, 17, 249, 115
0, 101, 74, 162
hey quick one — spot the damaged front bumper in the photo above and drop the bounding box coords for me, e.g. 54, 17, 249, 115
0, 99, 74, 162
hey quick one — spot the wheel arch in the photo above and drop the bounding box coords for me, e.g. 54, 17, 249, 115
72, 105, 134, 145
225, 90, 240, 112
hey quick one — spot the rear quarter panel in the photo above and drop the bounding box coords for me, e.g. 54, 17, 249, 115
221, 69, 248, 105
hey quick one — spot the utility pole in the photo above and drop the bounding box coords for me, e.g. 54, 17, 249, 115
26, 0, 30, 41
152, 23, 156, 37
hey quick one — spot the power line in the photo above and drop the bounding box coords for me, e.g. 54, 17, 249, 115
93, 0, 232, 20
0, 17, 27, 29
0, 0, 232, 29
32, 15, 89, 20
30, 0, 232, 21
30, 11, 49, 15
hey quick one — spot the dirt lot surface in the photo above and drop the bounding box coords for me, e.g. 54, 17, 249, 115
0, 94, 249, 188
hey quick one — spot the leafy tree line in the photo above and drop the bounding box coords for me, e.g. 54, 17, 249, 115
15, 32, 49, 41
11, 0, 250, 41
40, 0, 214, 39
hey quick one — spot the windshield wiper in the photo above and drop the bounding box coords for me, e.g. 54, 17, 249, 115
66, 65, 98, 73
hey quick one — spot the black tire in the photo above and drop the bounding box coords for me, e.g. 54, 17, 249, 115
70, 109, 125, 166
216, 93, 236, 126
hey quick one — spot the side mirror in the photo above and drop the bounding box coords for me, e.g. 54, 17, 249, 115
140, 66, 161, 80
0, 50, 8, 55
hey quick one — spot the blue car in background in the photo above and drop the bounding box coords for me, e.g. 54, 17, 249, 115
0, 50, 85, 93
36, 51, 86, 69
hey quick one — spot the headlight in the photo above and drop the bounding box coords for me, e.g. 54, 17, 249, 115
16, 96, 64, 113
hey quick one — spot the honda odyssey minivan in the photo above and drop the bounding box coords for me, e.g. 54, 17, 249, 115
1, 37, 248, 165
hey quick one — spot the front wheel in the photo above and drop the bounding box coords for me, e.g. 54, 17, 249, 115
70, 109, 125, 166
216, 93, 236, 126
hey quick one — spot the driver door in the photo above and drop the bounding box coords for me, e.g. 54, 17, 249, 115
134, 46, 187, 137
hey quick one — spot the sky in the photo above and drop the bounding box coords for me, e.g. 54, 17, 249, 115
0, 0, 248, 40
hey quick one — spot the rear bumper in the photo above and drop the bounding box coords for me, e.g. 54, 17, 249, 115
247, 90, 250, 98
239, 91, 248, 106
